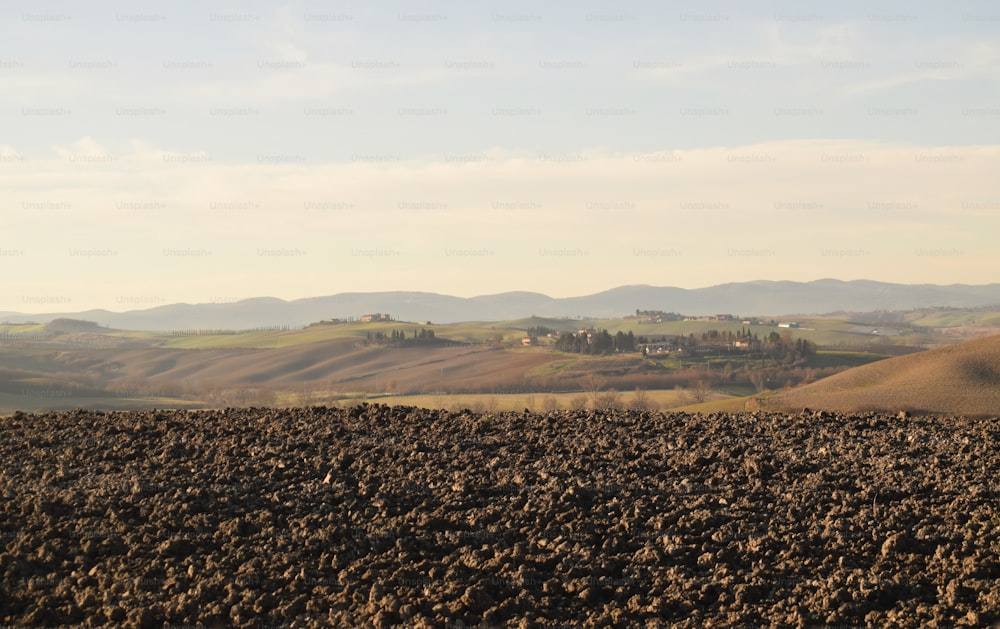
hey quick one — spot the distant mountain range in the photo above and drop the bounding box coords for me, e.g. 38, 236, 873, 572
3, 279, 1000, 331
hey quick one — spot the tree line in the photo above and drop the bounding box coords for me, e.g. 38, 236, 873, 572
365, 328, 436, 346
554, 329, 637, 354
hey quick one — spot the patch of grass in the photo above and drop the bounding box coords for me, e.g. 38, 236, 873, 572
671, 395, 759, 414
0, 392, 201, 416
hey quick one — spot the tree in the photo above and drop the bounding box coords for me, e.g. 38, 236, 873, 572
596, 388, 623, 410
693, 380, 711, 403
583, 373, 607, 408
629, 387, 653, 412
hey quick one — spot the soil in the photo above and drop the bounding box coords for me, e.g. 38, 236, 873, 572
1, 405, 998, 628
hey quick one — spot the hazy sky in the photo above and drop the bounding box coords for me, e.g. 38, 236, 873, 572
2, 0, 998, 313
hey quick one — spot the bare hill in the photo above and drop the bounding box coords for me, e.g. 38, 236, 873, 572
767, 334, 1000, 416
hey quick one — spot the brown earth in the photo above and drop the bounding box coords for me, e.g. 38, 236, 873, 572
767, 333, 1000, 416
2, 340, 666, 406
1, 406, 998, 628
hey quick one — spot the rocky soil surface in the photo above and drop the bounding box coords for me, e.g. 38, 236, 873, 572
1, 405, 998, 628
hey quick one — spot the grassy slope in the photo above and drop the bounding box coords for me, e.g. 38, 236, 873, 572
766, 334, 1000, 416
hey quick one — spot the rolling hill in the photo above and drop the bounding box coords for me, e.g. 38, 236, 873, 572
766, 334, 1000, 416
2, 279, 1000, 330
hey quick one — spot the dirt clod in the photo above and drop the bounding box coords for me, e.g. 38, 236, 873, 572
1, 406, 998, 627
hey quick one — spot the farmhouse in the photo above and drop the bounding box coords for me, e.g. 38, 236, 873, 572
360, 313, 393, 323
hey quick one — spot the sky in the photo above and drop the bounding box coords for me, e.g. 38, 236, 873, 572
1, 0, 998, 313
